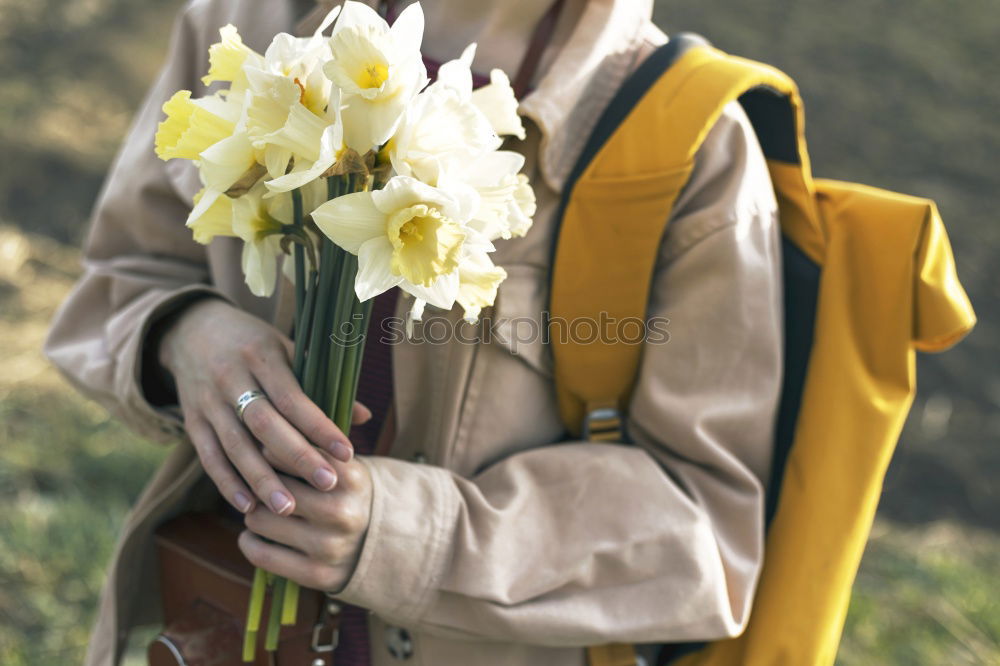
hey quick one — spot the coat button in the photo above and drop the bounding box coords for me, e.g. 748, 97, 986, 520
385, 625, 413, 660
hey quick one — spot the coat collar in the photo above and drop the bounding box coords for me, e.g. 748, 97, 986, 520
518, 0, 659, 192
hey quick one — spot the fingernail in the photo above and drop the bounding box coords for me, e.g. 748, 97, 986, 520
330, 440, 354, 461
234, 492, 253, 513
270, 491, 293, 514
313, 467, 337, 490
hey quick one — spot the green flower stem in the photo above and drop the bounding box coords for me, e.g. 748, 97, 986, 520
336, 282, 372, 432
303, 239, 341, 401
241, 630, 258, 663
242, 567, 267, 662
264, 577, 286, 651
331, 172, 378, 433
323, 248, 356, 418
292, 269, 318, 380
292, 189, 305, 315
280, 579, 300, 626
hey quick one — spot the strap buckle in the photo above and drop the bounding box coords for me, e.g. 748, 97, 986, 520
311, 598, 341, 653
581, 407, 623, 442
311, 623, 339, 653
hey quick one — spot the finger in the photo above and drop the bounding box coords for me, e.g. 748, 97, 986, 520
185, 413, 255, 514
239, 396, 339, 491
352, 401, 372, 425
238, 530, 343, 591
275, 332, 294, 362
244, 345, 354, 462
261, 445, 304, 477
262, 447, 356, 484
244, 507, 349, 562
278, 474, 368, 534
206, 403, 296, 516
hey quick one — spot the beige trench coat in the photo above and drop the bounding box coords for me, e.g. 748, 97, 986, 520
45, 0, 784, 664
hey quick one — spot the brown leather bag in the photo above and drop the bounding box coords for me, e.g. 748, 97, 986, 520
147, 512, 341, 666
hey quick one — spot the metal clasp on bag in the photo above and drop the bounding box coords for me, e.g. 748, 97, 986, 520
311, 598, 341, 653
581, 406, 624, 442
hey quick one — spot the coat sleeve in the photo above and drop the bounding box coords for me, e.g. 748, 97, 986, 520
44, 1, 231, 444
333, 100, 784, 645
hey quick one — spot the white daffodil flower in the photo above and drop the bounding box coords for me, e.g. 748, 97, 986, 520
311, 175, 478, 307
231, 181, 329, 297
242, 16, 344, 192
406, 244, 506, 326
388, 86, 497, 185
232, 184, 284, 297
245, 24, 344, 196
154, 90, 241, 161
187, 188, 237, 244
456, 249, 507, 323
387, 44, 499, 185
426, 43, 525, 141
443, 150, 536, 243
509, 172, 537, 237
201, 24, 265, 95
470, 68, 527, 140
185, 130, 259, 227
325, 1, 428, 152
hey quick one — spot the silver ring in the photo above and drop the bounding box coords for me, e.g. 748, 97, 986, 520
235, 390, 267, 423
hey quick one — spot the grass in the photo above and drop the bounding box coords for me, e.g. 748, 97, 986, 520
0, 227, 168, 664
842, 522, 1000, 665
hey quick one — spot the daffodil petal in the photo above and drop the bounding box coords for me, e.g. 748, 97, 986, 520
187, 188, 236, 244
264, 145, 293, 180
200, 132, 257, 191
470, 69, 526, 140
457, 252, 507, 322
340, 88, 408, 152
241, 236, 280, 297
155, 91, 235, 161
202, 25, 262, 87
313, 5, 341, 36
372, 175, 454, 217
407, 270, 459, 310
509, 173, 536, 237
355, 238, 404, 301
187, 187, 223, 228
389, 2, 425, 58
331, 1, 386, 35
434, 43, 476, 98
312, 191, 386, 253
264, 119, 342, 195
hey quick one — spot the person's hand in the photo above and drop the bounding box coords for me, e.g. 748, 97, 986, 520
238, 452, 373, 592
157, 298, 371, 516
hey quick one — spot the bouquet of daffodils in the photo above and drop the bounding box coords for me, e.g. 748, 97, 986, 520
154, 1, 534, 659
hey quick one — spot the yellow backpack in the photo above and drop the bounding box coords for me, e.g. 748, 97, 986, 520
550, 34, 977, 666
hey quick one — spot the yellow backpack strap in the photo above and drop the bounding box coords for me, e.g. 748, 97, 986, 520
550, 35, 818, 441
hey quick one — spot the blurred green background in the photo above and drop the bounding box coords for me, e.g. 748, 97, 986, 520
0, 0, 997, 664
